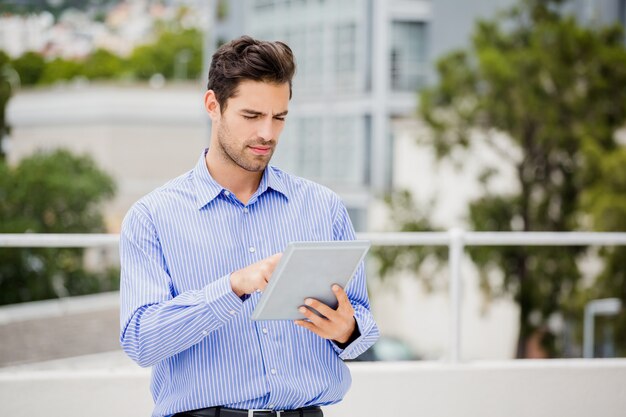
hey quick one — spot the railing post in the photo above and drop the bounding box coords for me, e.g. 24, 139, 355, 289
449, 228, 464, 363
583, 304, 595, 359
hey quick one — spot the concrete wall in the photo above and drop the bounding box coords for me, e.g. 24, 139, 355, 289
0, 293, 121, 366
1, 360, 625, 417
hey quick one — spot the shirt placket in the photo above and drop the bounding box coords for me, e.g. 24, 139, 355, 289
242, 199, 283, 410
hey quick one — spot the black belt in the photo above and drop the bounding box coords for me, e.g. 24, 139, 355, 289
174, 406, 323, 417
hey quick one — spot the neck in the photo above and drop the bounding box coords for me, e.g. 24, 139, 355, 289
205, 147, 264, 205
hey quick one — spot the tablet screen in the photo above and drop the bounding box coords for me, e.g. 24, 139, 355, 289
251, 240, 370, 321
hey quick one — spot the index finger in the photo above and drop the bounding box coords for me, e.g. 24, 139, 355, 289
267, 252, 283, 265
332, 284, 352, 310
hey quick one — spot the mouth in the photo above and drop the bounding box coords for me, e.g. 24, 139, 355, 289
248, 145, 272, 156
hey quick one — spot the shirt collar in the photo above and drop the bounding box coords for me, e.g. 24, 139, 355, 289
193, 149, 290, 210
193, 149, 224, 209
257, 165, 290, 202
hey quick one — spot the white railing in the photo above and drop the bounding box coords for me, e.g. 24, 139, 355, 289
2, 231, 626, 363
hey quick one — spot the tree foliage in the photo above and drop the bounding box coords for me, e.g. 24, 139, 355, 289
382, 0, 626, 357
81, 48, 127, 80
0, 50, 14, 160
128, 28, 202, 80
2, 0, 118, 19
4, 27, 203, 86
371, 190, 446, 292
0, 149, 118, 305
39, 56, 85, 84
11, 52, 45, 86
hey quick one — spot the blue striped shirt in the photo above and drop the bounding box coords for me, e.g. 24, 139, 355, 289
119, 149, 379, 417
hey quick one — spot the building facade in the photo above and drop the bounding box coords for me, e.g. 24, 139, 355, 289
211, 0, 432, 230
210, 0, 626, 231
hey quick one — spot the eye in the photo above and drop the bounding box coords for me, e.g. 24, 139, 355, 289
274, 116, 286, 122
242, 115, 257, 120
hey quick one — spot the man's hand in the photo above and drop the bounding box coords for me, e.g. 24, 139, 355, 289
294, 285, 357, 345
230, 253, 282, 297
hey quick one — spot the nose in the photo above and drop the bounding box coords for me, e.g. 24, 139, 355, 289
257, 118, 276, 142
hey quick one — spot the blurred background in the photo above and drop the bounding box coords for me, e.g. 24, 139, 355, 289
1, 0, 626, 371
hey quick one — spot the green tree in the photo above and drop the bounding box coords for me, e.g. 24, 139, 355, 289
372, 190, 445, 292
0, 149, 117, 305
0, 50, 14, 160
39, 57, 84, 84
579, 141, 626, 353
3, 25, 201, 86
82, 48, 127, 80
129, 28, 202, 80
2, 0, 117, 19
381, 0, 626, 357
12, 51, 46, 86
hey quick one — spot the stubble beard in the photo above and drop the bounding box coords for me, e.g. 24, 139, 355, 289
216, 119, 275, 173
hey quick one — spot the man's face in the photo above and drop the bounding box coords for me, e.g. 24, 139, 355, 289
213, 80, 290, 173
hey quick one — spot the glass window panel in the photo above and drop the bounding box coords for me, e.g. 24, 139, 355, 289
286, 28, 307, 87
390, 21, 427, 91
298, 117, 323, 179
318, 116, 366, 186
278, 116, 367, 187
347, 207, 366, 232
272, 117, 299, 173
255, 0, 275, 11
305, 25, 324, 91
334, 23, 357, 91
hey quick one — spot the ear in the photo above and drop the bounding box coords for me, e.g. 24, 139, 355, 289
204, 90, 221, 121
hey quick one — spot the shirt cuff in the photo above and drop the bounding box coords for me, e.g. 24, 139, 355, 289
332, 314, 379, 360
204, 274, 243, 324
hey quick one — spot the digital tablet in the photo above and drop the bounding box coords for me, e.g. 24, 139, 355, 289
251, 240, 371, 321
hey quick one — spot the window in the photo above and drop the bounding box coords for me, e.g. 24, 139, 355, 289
271, 117, 299, 174
347, 207, 367, 232
334, 23, 357, 91
255, 0, 275, 11
325, 116, 365, 185
298, 117, 323, 179
390, 21, 427, 91
273, 115, 368, 187
285, 28, 307, 85
305, 25, 324, 91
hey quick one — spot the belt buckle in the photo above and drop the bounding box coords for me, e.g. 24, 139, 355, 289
248, 409, 281, 417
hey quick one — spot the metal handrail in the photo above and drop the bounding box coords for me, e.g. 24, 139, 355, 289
2, 231, 626, 362
0, 234, 118, 248
3, 231, 626, 247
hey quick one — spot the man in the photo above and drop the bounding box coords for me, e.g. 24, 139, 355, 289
119, 36, 379, 417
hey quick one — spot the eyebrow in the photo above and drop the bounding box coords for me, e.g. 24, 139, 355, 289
240, 109, 289, 117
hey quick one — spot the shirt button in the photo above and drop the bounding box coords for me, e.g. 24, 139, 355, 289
202, 330, 208, 336
270, 368, 277, 375
229, 310, 236, 315
243, 207, 249, 213
224, 190, 230, 196
262, 328, 268, 334
268, 404, 275, 409
249, 246, 256, 253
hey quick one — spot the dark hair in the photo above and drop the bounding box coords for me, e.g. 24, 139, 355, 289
207, 35, 296, 111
